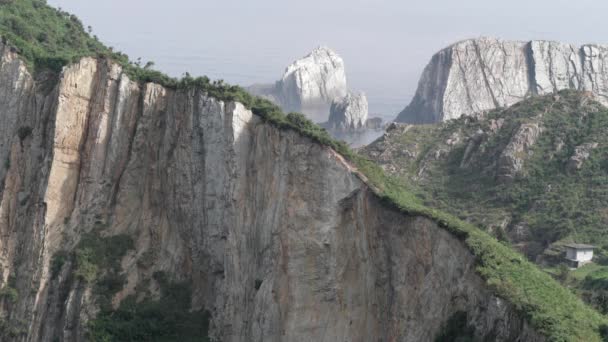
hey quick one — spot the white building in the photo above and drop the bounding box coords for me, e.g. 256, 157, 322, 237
564, 243, 595, 268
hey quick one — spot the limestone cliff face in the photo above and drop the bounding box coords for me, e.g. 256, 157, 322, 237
396, 37, 608, 123
0, 43, 544, 341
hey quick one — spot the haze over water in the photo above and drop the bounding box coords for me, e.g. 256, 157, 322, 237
49, 0, 608, 122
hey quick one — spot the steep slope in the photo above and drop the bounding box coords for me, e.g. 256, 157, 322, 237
396, 37, 608, 123
0, 1, 607, 342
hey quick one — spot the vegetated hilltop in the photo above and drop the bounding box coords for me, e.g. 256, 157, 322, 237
0, 1, 607, 341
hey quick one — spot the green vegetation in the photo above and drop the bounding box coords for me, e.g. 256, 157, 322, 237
71, 232, 134, 311
0, 285, 17, 303
361, 91, 608, 340
89, 272, 210, 342
50, 250, 68, 279
2, 0, 608, 340
0, 0, 111, 73
0, 317, 26, 340
357, 150, 608, 341
0, 275, 18, 304
367, 92, 608, 259
73, 232, 133, 284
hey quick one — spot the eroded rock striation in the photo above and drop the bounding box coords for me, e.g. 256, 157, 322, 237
396, 37, 608, 123
0, 41, 548, 341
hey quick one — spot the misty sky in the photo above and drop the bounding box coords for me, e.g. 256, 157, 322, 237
48, 0, 608, 116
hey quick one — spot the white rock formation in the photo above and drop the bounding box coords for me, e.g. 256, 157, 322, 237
396, 37, 608, 123
325, 91, 369, 131
248, 46, 348, 122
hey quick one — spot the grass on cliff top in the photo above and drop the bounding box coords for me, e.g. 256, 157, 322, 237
2, 0, 608, 341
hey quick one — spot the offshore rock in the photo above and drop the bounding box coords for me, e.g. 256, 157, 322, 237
324, 91, 369, 131
248, 46, 347, 122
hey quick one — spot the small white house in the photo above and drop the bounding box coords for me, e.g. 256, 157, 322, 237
564, 243, 595, 268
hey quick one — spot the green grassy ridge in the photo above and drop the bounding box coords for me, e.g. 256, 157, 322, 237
2, 1, 607, 341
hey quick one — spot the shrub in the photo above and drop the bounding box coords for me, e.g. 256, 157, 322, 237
74, 247, 98, 283
17, 125, 32, 141
89, 274, 210, 342
0, 285, 17, 302
50, 250, 68, 279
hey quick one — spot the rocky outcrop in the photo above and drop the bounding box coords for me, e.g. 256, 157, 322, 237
396, 37, 608, 123
497, 122, 542, 181
0, 42, 547, 341
324, 92, 368, 131
248, 46, 347, 122
567, 142, 598, 172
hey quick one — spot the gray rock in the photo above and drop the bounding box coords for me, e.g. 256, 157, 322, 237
396, 37, 608, 123
497, 122, 542, 181
364, 117, 383, 129
567, 142, 598, 172
325, 91, 368, 131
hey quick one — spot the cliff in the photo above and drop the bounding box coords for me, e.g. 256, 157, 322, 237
396, 37, 608, 123
0, 2, 606, 340
0, 42, 554, 342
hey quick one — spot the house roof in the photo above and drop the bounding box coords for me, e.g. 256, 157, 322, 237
563, 243, 595, 249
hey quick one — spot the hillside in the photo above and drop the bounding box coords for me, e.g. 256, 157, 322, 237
364, 90, 608, 311
0, 1, 607, 341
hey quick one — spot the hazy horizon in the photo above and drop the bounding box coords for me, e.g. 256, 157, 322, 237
48, 0, 608, 118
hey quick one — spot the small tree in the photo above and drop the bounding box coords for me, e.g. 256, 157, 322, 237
557, 263, 572, 284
